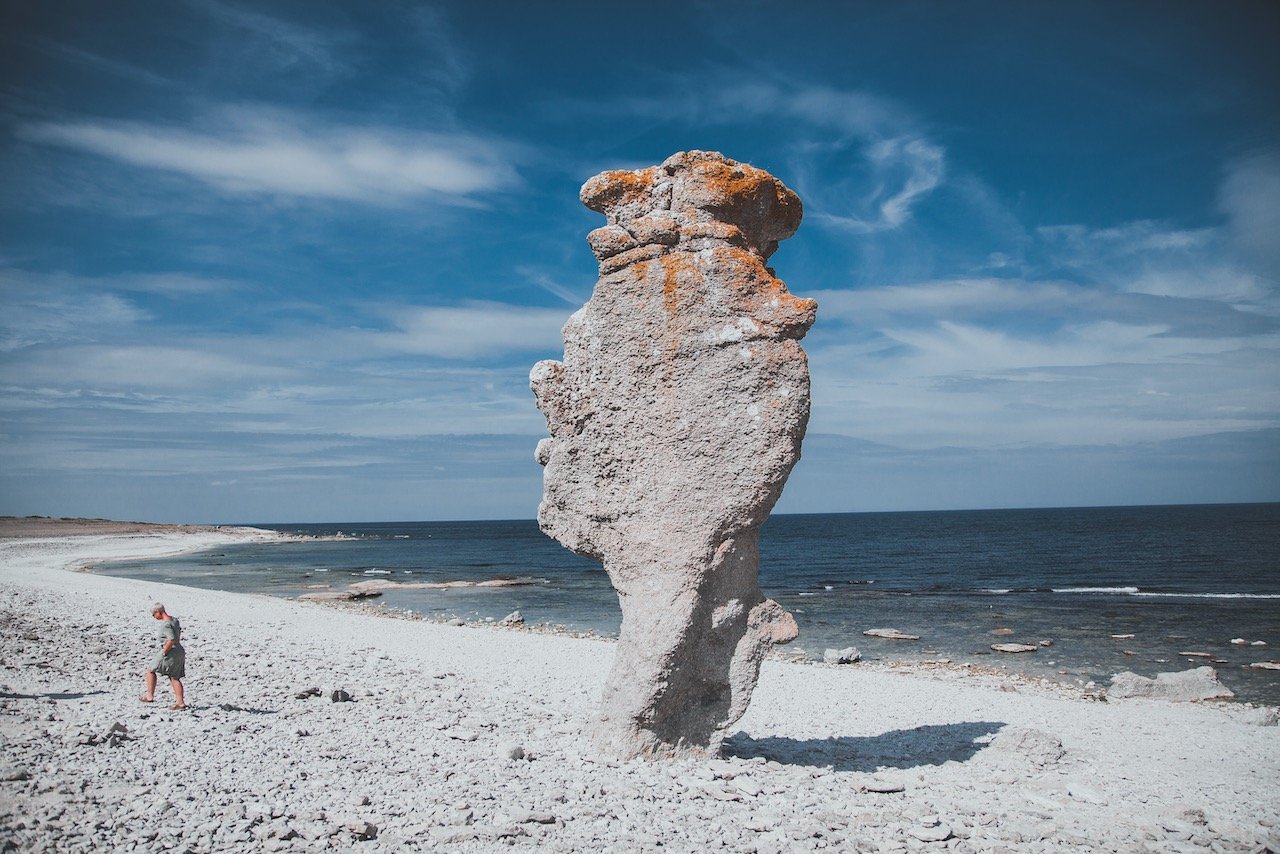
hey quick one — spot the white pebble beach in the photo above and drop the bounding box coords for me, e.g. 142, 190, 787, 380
2, 525, 1278, 852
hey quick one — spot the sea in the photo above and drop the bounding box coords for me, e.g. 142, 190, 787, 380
97, 503, 1280, 705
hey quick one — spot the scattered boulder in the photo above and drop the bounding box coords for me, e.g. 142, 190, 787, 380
1249, 661, 1280, 671
1038, 639, 1054, 647
863, 628, 920, 641
294, 687, 321, 700
991, 643, 1038, 654
330, 689, 353, 703
1107, 666, 1234, 701
498, 742, 525, 761
822, 647, 860, 664
990, 726, 1065, 767
531, 151, 814, 759
499, 610, 524, 627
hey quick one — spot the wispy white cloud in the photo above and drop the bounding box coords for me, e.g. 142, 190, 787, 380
22, 38, 182, 91
802, 263, 1280, 450
1219, 150, 1280, 276
5, 343, 296, 390
21, 108, 520, 205
0, 267, 252, 351
183, 0, 349, 75
811, 137, 946, 233
515, 266, 587, 306
0, 291, 146, 351
1034, 219, 1271, 303
801, 149, 1280, 454
371, 300, 569, 359
1, 268, 243, 299
403, 5, 474, 97
810, 275, 1277, 338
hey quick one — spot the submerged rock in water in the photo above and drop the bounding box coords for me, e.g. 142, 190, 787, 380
531, 150, 815, 759
991, 643, 1038, 654
1107, 666, 1234, 701
864, 628, 921, 641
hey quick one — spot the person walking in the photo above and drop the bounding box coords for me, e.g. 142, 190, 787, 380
141, 603, 186, 710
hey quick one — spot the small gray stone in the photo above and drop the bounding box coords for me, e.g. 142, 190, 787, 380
908, 825, 951, 842
447, 728, 479, 743
345, 820, 377, 840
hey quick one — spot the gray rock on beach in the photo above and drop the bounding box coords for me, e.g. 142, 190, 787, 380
531, 150, 815, 759
823, 647, 861, 664
1107, 666, 1235, 701
991, 726, 1066, 767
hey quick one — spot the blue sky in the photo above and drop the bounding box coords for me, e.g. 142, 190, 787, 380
1, 0, 1277, 523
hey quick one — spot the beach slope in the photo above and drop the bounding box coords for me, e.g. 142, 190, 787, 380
1, 525, 1277, 851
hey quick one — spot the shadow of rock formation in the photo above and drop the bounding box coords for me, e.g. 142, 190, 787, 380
723, 721, 1006, 772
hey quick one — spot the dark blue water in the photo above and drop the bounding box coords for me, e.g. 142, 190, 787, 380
98, 504, 1280, 704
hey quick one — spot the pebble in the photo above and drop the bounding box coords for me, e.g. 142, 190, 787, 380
910, 824, 953, 842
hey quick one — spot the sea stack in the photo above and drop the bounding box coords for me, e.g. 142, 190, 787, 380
530, 150, 817, 758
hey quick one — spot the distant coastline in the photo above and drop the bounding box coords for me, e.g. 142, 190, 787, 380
0, 516, 252, 539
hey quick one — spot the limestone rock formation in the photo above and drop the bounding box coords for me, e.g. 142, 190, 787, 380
530, 150, 816, 758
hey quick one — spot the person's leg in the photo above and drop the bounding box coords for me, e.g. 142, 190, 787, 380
142, 670, 156, 701
170, 678, 185, 708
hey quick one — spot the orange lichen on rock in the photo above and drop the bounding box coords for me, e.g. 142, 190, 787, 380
580, 167, 658, 222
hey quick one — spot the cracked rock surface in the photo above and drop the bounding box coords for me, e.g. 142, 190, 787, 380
532, 151, 816, 758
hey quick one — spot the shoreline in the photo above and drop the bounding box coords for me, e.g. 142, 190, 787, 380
2, 527, 1278, 851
